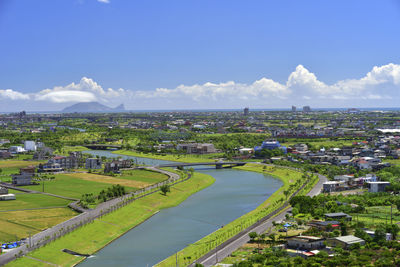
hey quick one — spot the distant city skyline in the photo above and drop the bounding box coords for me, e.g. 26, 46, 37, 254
0, 0, 399, 111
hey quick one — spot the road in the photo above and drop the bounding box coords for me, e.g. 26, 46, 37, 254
195, 172, 327, 267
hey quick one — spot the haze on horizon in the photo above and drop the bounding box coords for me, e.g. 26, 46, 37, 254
0, 0, 399, 112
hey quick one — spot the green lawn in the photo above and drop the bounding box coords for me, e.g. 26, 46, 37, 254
0, 160, 43, 176
120, 169, 168, 184
6, 172, 215, 267
0, 193, 71, 211
351, 206, 400, 227
23, 174, 136, 199
0, 208, 78, 243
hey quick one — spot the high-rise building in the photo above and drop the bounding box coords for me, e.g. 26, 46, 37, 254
291, 106, 296, 112
243, 107, 249, 116
303, 106, 311, 112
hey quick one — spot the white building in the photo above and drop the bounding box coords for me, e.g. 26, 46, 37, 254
9, 146, 26, 154
24, 141, 37, 151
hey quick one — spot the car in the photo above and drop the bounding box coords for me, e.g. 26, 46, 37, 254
278, 228, 287, 232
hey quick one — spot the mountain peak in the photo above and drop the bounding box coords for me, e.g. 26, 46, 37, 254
62, 102, 126, 113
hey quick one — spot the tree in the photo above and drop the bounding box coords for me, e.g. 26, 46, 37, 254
160, 184, 170, 195
249, 232, 258, 242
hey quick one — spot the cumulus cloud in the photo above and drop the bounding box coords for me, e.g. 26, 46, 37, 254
0, 89, 30, 100
35, 77, 126, 103
1, 63, 400, 109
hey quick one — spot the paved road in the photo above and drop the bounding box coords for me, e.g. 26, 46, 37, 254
196, 171, 327, 267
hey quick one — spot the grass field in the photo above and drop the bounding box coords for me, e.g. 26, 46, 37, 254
383, 159, 400, 166
0, 160, 43, 176
23, 173, 137, 199
0, 193, 71, 211
157, 163, 310, 267
120, 169, 168, 184
0, 192, 77, 243
0, 208, 77, 243
114, 149, 223, 163
6, 172, 215, 267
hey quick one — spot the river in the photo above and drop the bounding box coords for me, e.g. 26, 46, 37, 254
78, 150, 282, 267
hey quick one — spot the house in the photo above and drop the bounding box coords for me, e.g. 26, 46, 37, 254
327, 235, 365, 249
38, 162, 63, 173
12, 173, 33, 186
286, 236, 325, 250
367, 181, 390, 193
24, 141, 36, 151
308, 220, 340, 231
239, 148, 253, 155
324, 212, 352, 221
364, 230, 392, 241
177, 143, 217, 154
85, 158, 102, 169
46, 152, 83, 170
104, 159, 132, 173
323, 181, 345, 193
9, 146, 25, 154
33, 147, 54, 160
0, 150, 12, 159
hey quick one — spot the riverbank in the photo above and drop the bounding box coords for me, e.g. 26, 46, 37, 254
156, 163, 308, 266
6, 172, 215, 267
113, 149, 222, 163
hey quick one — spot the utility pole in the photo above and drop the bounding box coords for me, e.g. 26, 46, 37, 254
176, 251, 178, 267
391, 205, 393, 225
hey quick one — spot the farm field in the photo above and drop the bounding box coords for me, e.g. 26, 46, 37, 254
351, 206, 400, 227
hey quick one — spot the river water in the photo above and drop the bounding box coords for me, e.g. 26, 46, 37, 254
78, 151, 282, 267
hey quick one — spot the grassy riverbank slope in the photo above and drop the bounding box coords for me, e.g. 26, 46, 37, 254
113, 149, 223, 163
6, 172, 215, 267
157, 163, 317, 267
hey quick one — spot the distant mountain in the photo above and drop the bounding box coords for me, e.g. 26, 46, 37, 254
62, 102, 125, 113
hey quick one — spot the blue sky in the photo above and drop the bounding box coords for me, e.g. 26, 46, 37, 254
0, 0, 400, 111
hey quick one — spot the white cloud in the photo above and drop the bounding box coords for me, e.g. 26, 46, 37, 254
0, 89, 30, 100
97, 0, 110, 3
35, 77, 126, 103
1, 63, 400, 110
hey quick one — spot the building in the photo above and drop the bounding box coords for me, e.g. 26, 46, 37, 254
104, 159, 132, 173
38, 162, 63, 173
243, 107, 249, 116
0, 187, 15, 201
323, 181, 345, 193
33, 147, 53, 160
364, 230, 392, 241
303, 106, 311, 112
24, 141, 37, 151
0, 187, 8, 195
177, 143, 217, 154
308, 220, 340, 231
9, 146, 25, 154
327, 235, 365, 249
85, 158, 102, 169
286, 236, 325, 250
45, 152, 83, 170
325, 212, 352, 221
292, 106, 297, 112
254, 140, 287, 153
367, 181, 390, 193
12, 172, 32, 186
0, 150, 12, 159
